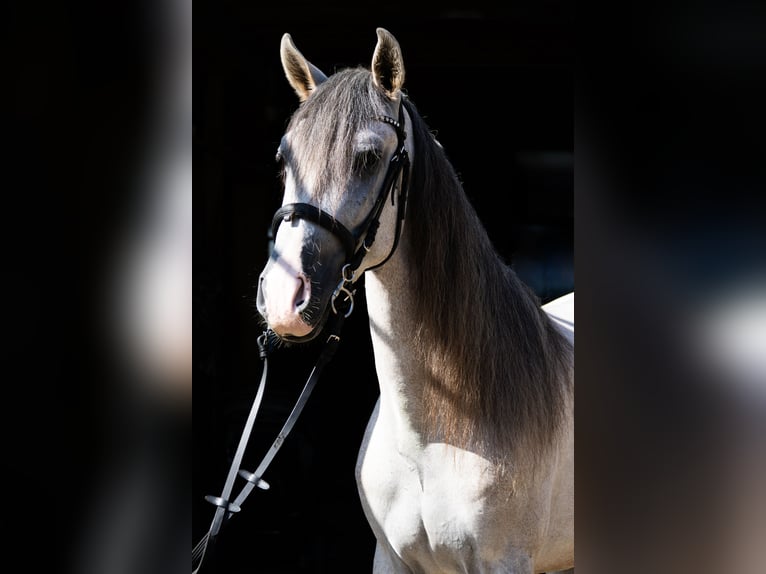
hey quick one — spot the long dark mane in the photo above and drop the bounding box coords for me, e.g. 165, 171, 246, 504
401, 96, 573, 464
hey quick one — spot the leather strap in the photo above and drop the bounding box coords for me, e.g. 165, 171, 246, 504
192, 310, 348, 573
272, 203, 356, 261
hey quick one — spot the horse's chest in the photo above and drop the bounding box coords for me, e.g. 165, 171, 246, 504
356, 414, 511, 568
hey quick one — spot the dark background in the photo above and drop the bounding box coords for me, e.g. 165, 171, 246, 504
194, 4, 573, 573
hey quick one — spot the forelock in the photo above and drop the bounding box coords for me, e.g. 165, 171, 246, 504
285, 68, 389, 198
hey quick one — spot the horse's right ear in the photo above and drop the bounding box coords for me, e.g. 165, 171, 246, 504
280, 33, 328, 102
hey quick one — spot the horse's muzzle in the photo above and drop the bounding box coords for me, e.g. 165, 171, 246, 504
256, 263, 315, 339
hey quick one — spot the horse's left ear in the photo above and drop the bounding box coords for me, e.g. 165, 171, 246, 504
371, 28, 405, 99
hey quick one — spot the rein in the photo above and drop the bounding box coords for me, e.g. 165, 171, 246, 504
192, 100, 409, 573
192, 314, 347, 574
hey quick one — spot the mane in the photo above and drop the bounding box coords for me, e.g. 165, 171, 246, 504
401, 97, 573, 465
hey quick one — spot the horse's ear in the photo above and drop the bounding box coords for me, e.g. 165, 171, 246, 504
371, 28, 405, 99
280, 33, 328, 102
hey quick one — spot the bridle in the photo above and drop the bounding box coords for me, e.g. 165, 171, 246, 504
192, 99, 410, 573
271, 98, 410, 323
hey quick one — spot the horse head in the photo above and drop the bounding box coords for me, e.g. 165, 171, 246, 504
257, 28, 411, 342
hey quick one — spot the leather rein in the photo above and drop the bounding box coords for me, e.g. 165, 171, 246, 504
192, 100, 410, 573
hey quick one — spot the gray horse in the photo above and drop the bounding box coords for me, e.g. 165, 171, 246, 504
257, 28, 574, 573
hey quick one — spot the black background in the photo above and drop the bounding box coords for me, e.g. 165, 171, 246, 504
194, 4, 573, 573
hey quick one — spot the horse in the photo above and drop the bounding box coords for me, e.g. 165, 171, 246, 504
256, 28, 574, 574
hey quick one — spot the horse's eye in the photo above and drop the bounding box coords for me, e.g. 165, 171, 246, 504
353, 149, 381, 176
275, 150, 286, 183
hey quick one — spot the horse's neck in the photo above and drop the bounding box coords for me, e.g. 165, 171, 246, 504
363, 252, 432, 446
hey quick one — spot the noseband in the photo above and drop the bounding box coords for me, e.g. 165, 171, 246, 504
270, 98, 410, 317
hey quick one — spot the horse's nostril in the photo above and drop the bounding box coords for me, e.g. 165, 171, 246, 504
294, 276, 307, 309
256, 276, 267, 313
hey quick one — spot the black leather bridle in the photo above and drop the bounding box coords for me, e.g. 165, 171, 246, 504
192, 100, 410, 574
271, 98, 410, 319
